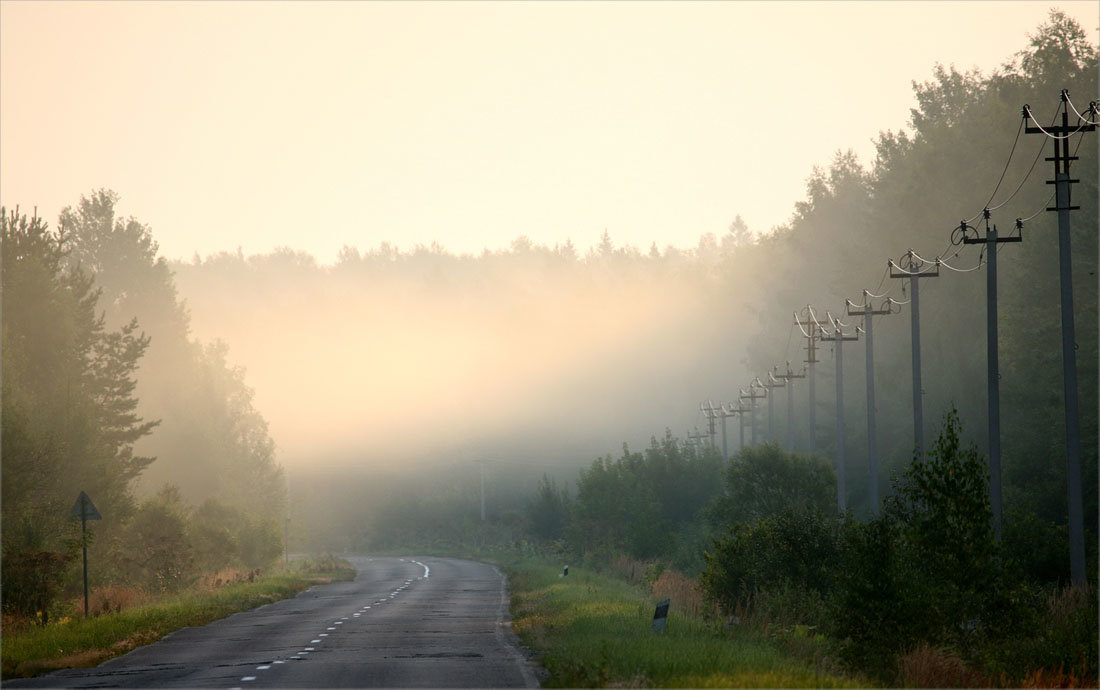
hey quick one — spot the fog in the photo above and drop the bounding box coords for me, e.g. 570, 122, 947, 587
170, 240, 753, 474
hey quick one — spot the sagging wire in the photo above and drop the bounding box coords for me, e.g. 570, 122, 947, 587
980, 117, 1024, 210
937, 255, 984, 273
1016, 126, 1089, 223
1065, 94, 1099, 125
987, 125, 1048, 212
1024, 103, 1094, 140
957, 101, 1060, 230
794, 313, 814, 339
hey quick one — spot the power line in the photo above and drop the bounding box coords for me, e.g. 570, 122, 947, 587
980, 118, 1024, 210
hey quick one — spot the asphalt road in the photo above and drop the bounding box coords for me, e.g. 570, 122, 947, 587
5, 556, 541, 689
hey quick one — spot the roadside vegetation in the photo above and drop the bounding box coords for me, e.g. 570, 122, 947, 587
500, 555, 860, 688
1, 555, 354, 679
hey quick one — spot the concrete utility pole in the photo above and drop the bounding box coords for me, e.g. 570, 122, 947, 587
701, 402, 719, 448
704, 400, 738, 462
888, 251, 940, 457
776, 362, 805, 451
794, 307, 822, 456
1024, 92, 1095, 584
819, 313, 859, 512
847, 291, 896, 514
761, 369, 786, 443
480, 461, 486, 522
739, 385, 766, 446
959, 208, 1020, 539
724, 401, 749, 451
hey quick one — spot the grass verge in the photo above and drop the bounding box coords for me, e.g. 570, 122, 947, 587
492, 554, 861, 688
1, 558, 355, 679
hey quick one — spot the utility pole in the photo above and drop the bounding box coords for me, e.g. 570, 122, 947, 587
820, 313, 859, 512
740, 385, 766, 446
704, 400, 738, 462
958, 208, 1020, 539
776, 361, 805, 450
480, 461, 486, 522
724, 401, 748, 451
794, 307, 822, 456
701, 402, 718, 448
761, 368, 785, 443
1024, 92, 1095, 584
889, 251, 939, 457
847, 291, 896, 514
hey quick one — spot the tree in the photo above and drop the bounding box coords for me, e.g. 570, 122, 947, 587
705, 443, 836, 530
526, 474, 570, 542
2, 206, 156, 618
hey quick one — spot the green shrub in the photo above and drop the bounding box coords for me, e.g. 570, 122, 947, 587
705, 443, 836, 530
700, 504, 841, 617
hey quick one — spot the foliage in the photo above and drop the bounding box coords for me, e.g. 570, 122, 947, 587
525, 474, 570, 542
0, 547, 75, 624
566, 433, 723, 570
705, 443, 836, 529
503, 555, 860, 688
1, 561, 355, 679
700, 505, 841, 616
118, 486, 195, 592
1, 206, 157, 620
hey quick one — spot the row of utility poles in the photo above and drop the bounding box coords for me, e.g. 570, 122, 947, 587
695, 92, 1093, 585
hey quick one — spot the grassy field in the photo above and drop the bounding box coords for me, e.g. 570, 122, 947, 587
1, 557, 355, 679
496, 555, 862, 688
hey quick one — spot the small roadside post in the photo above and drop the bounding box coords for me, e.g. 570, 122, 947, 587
69, 491, 102, 617
652, 598, 670, 634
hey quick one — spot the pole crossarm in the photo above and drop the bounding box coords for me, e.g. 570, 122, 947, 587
888, 249, 940, 279
739, 386, 765, 404
762, 368, 786, 388
775, 360, 806, 381
846, 290, 894, 317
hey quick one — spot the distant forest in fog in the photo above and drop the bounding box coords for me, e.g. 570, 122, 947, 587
2, 11, 1095, 573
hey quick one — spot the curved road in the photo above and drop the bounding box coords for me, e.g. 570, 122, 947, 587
6, 557, 541, 689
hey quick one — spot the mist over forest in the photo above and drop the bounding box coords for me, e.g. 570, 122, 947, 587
2, 10, 1096, 591
161, 12, 1097, 549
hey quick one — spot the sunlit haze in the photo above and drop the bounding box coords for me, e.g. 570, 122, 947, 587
3, 1, 1096, 262
2, 1, 1096, 476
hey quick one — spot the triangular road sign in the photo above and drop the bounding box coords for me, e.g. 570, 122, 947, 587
69, 491, 102, 521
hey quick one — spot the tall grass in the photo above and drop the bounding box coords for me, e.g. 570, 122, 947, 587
501, 556, 860, 688
1, 557, 355, 679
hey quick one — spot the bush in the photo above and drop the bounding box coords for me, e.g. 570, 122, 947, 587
705, 443, 836, 530
0, 547, 74, 624
119, 486, 195, 592
828, 409, 1029, 676
700, 504, 841, 617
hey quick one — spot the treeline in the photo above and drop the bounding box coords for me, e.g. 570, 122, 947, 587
1, 193, 286, 624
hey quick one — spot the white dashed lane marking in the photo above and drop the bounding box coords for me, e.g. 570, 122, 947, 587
228, 564, 424, 687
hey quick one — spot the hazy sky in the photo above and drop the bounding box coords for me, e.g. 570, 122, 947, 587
2, 1, 1096, 263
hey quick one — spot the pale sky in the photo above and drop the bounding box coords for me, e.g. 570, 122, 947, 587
2, 1, 1097, 263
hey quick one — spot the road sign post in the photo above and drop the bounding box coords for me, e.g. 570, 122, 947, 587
69, 491, 102, 617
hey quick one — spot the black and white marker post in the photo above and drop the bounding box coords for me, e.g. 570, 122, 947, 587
69, 491, 102, 617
